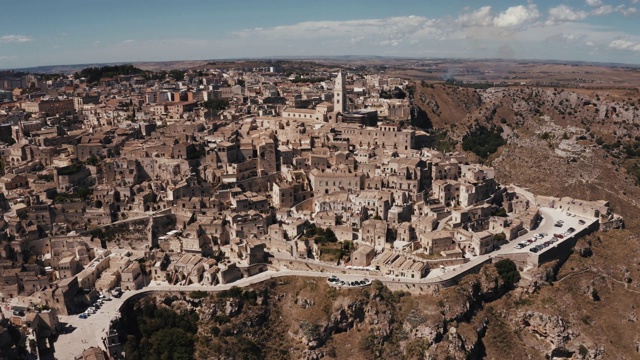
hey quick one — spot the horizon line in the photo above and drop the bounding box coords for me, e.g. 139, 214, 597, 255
3, 55, 640, 73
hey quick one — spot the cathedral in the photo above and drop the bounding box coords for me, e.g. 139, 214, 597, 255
329, 70, 378, 126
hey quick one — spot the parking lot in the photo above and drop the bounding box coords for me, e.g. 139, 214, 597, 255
500, 207, 597, 256
426, 207, 598, 280
54, 294, 126, 359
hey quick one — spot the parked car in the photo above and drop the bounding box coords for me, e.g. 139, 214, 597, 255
112, 288, 123, 298
12, 310, 25, 317
79, 313, 88, 319
567, 227, 576, 233
578, 220, 586, 225
530, 248, 539, 253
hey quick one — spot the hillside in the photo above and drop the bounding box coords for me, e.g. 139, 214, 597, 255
414, 83, 640, 230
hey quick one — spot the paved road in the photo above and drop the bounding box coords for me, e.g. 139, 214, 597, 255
53, 269, 383, 359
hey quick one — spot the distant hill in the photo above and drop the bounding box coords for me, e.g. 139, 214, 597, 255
9, 56, 639, 74
6, 56, 407, 74
9, 60, 213, 74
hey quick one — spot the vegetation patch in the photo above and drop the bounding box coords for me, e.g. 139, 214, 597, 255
76, 64, 144, 83
117, 301, 199, 360
462, 125, 506, 159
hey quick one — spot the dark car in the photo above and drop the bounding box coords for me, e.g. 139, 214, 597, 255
529, 248, 539, 253
12, 310, 25, 316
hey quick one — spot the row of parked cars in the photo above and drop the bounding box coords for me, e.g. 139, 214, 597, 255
514, 233, 548, 249
79, 293, 111, 319
327, 276, 372, 287
526, 227, 578, 253
529, 237, 560, 253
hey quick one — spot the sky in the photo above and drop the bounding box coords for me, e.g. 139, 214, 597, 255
1, 0, 640, 69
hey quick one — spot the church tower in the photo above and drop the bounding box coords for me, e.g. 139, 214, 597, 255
333, 70, 346, 114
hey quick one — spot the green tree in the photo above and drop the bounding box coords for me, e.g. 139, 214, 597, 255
203, 99, 230, 119
168, 69, 186, 81
494, 259, 521, 288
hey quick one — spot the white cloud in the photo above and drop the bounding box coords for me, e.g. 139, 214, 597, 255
121, 39, 136, 44
457, 6, 494, 27
620, 6, 637, 15
592, 5, 614, 15
591, 4, 637, 15
609, 39, 640, 51
586, 0, 603, 7
455, 5, 541, 29
233, 15, 446, 48
493, 5, 540, 28
547, 5, 589, 24
0, 35, 33, 43
547, 33, 588, 44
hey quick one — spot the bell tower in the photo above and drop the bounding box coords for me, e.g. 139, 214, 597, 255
333, 70, 346, 114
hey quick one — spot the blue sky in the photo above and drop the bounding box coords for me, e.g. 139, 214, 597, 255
1, 0, 639, 69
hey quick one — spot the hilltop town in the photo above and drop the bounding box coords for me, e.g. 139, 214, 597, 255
0, 63, 625, 359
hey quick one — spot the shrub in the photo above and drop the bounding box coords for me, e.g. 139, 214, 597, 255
494, 259, 521, 287
494, 208, 508, 217
578, 345, 588, 356
188, 290, 208, 299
